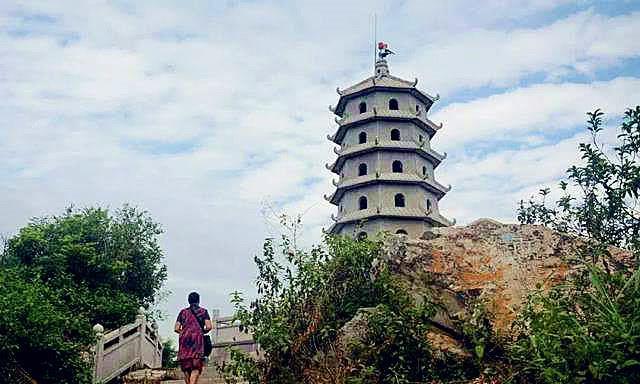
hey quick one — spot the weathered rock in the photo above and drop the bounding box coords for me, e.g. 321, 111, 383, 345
381, 219, 633, 336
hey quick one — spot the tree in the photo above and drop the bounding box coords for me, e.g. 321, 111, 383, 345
518, 106, 640, 263
0, 205, 167, 383
512, 107, 640, 383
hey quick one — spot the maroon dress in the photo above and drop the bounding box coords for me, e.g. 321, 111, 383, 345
176, 305, 210, 371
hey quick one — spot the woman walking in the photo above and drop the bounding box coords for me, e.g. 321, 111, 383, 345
175, 292, 213, 384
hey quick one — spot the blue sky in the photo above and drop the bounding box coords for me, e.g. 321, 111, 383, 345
1, 0, 639, 339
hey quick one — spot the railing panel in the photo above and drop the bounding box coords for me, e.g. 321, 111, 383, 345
93, 307, 163, 383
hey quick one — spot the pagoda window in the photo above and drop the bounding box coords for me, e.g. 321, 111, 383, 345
359, 196, 368, 210
358, 131, 367, 144
419, 134, 424, 142
358, 163, 368, 176
422, 166, 427, 177
389, 98, 399, 110
391, 129, 401, 141
359, 102, 367, 114
394, 193, 405, 207
416, 104, 420, 113
426, 199, 432, 211
396, 229, 408, 235
392, 160, 403, 173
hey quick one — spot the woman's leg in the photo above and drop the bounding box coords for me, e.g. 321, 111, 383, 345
189, 369, 201, 384
183, 370, 190, 384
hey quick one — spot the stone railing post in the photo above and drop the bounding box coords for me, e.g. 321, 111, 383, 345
136, 307, 145, 369
152, 320, 161, 367
93, 323, 104, 384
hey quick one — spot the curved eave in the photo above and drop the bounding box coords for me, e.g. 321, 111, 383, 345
328, 210, 453, 234
335, 86, 436, 116
326, 175, 450, 205
329, 143, 445, 174
330, 114, 441, 144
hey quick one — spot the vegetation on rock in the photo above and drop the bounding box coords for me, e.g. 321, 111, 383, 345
511, 107, 640, 383
0, 205, 167, 383
224, 106, 640, 384
222, 225, 481, 383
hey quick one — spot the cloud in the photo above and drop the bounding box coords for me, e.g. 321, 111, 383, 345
1, 0, 639, 341
397, 9, 640, 94
432, 77, 640, 149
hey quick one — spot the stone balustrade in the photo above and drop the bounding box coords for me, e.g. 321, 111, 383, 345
93, 307, 163, 383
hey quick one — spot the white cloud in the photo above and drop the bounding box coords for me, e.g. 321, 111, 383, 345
397, 9, 640, 94
1, 1, 639, 340
432, 77, 640, 149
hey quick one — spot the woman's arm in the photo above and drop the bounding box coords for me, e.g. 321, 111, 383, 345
204, 319, 213, 333
174, 321, 182, 334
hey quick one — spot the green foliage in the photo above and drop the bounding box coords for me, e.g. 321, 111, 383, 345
518, 106, 640, 260
162, 339, 179, 368
512, 107, 640, 383
0, 266, 94, 383
217, 347, 261, 384
228, 232, 478, 383
510, 267, 640, 383
0, 205, 167, 383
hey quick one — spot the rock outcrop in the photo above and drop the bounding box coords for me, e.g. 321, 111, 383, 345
334, 219, 635, 374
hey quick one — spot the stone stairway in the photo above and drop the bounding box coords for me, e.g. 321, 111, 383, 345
125, 366, 236, 384
160, 366, 233, 384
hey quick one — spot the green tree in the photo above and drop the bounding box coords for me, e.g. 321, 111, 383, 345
512, 107, 640, 383
0, 205, 167, 383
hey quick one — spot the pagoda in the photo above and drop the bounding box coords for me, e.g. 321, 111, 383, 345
325, 42, 454, 238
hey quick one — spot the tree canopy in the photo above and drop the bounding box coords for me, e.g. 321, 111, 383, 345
0, 205, 167, 383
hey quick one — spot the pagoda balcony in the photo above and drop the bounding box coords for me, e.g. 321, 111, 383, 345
327, 139, 446, 174
327, 108, 443, 144
328, 204, 455, 229
324, 172, 451, 205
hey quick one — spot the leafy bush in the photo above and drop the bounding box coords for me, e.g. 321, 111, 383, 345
225, 231, 478, 383
162, 339, 179, 368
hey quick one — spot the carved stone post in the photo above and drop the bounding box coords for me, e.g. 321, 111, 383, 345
93, 323, 104, 384
136, 307, 145, 369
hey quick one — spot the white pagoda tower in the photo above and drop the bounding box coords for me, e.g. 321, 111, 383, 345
326, 42, 454, 238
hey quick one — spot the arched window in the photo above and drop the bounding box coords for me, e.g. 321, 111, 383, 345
396, 229, 408, 235
357, 231, 368, 240
390, 129, 401, 141
392, 160, 403, 173
358, 131, 367, 144
389, 98, 399, 110
359, 196, 368, 210
426, 199, 432, 210
422, 166, 427, 177
358, 163, 368, 176
416, 104, 420, 113
359, 102, 367, 114
419, 134, 424, 142
394, 193, 405, 207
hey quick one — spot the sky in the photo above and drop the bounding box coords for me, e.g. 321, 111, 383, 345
1, 0, 639, 339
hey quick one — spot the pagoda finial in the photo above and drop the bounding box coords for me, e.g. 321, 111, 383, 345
375, 41, 394, 77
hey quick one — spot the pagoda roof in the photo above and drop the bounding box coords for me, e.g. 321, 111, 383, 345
327, 140, 446, 174
327, 207, 455, 234
324, 172, 451, 205
333, 74, 438, 116
328, 109, 443, 144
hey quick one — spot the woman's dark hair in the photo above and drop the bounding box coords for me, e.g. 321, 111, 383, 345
188, 291, 200, 305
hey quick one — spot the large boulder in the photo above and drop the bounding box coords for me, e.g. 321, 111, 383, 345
379, 219, 632, 338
